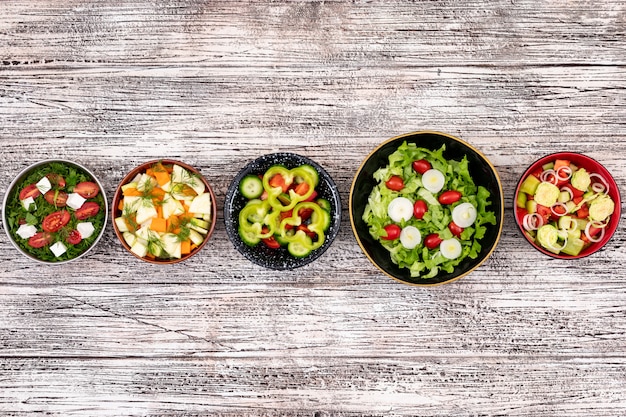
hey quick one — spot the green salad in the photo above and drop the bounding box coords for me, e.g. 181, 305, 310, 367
4, 161, 106, 263
362, 142, 497, 278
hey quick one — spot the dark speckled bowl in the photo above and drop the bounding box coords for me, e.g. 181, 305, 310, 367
224, 153, 341, 270
350, 131, 504, 286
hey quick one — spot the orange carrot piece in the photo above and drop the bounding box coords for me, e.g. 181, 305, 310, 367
123, 187, 143, 197
181, 239, 191, 255
151, 187, 166, 200
154, 170, 170, 187
155, 204, 163, 219
118, 200, 125, 211
150, 217, 167, 233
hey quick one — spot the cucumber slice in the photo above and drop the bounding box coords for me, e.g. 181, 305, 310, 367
239, 227, 261, 246
239, 175, 264, 199
287, 240, 312, 258
297, 164, 320, 186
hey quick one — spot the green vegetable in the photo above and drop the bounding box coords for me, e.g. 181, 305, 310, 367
239, 175, 264, 199
362, 142, 497, 278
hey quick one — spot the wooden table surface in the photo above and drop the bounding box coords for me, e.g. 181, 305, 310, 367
1, 1, 625, 416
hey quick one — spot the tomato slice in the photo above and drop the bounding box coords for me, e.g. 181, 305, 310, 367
75, 202, 100, 220
28, 232, 53, 248
44, 190, 68, 207
67, 229, 82, 245
73, 181, 100, 198
42, 210, 71, 233
19, 184, 41, 200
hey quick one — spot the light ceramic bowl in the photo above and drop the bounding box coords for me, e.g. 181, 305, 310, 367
350, 131, 504, 286
223, 152, 341, 270
111, 159, 216, 264
2, 159, 108, 264
514, 152, 621, 259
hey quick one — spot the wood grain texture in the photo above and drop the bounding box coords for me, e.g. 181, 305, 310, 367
1, 1, 625, 416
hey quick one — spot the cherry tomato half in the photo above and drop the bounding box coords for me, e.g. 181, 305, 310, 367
42, 210, 71, 233
28, 232, 53, 248
385, 175, 404, 191
448, 221, 464, 238
46, 173, 66, 188
438, 190, 462, 205
424, 233, 443, 249
67, 229, 82, 245
262, 235, 281, 249
412, 159, 432, 175
382, 224, 401, 240
413, 200, 428, 220
19, 184, 41, 201
73, 181, 100, 199
44, 190, 68, 207
75, 202, 100, 220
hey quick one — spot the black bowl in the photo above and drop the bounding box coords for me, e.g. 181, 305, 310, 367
350, 131, 504, 286
224, 153, 341, 270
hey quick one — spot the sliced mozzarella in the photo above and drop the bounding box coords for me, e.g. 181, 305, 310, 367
16, 224, 37, 239
76, 222, 95, 239
66, 193, 86, 210
21, 196, 36, 210
452, 202, 478, 228
50, 241, 67, 257
35, 176, 52, 194
400, 226, 422, 249
440, 238, 462, 259
387, 197, 413, 223
421, 169, 445, 194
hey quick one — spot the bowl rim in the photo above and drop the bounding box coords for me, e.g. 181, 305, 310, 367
349, 130, 504, 287
110, 158, 217, 264
2, 158, 109, 265
513, 151, 621, 259
223, 151, 342, 270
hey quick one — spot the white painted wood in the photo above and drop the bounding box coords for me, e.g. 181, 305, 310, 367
1, 1, 625, 415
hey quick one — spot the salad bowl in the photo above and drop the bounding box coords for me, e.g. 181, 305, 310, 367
224, 152, 341, 270
111, 159, 217, 264
2, 159, 108, 264
514, 152, 620, 259
350, 131, 504, 286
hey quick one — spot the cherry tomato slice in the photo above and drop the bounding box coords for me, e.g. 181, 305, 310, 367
43, 190, 68, 207
438, 190, 462, 205
412, 159, 432, 175
75, 202, 100, 220
448, 221, 464, 238
46, 173, 66, 188
413, 200, 428, 220
73, 181, 100, 199
424, 233, 443, 249
42, 210, 71, 233
382, 224, 401, 240
28, 232, 53, 248
385, 175, 404, 191
67, 229, 82, 245
19, 184, 41, 200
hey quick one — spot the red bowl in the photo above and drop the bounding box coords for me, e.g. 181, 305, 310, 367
514, 152, 621, 259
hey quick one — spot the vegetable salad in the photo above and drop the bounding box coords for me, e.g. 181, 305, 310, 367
362, 142, 497, 278
4, 161, 106, 262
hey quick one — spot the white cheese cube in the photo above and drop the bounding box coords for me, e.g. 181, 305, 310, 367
21, 197, 36, 210
36, 176, 52, 194
50, 241, 67, 257
16, 224, 37, 239
66, 193, 86, 210
76, 222, 95, 239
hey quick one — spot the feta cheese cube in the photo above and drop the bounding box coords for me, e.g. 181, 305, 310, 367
21, 197, 36, 210
50, 241, 67, 257
66, 193, 86, 210
36, 176, 52, 194
76, 222, 95, 239
16, 224, 37, 239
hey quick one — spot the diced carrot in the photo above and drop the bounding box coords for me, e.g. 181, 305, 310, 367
150, 217, 167, 233
155, 204, 163, 219
123, 187, 143, 197
554, 159, 570, 171
151, 187, 166, 200
190, 243, 198, 251
154, 170, 170, 187
118, 199, 125, 210
181, 239, 191, 255
145, 168, 155, 178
